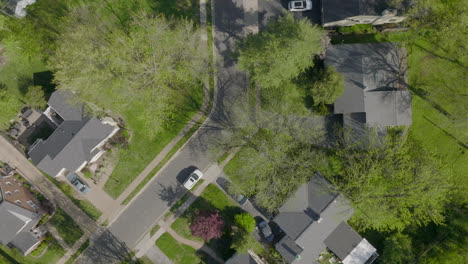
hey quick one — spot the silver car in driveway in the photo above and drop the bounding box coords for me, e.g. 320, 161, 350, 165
183, 169, 203, 190
288, 0, 312, 11
66, 173, 90, 194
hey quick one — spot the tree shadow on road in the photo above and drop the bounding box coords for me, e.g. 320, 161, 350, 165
77, 229, 133, 264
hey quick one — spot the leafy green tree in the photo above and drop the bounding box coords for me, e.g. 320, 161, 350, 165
231, 229, 260, 254
0, 89, 22, 128
49, 11, 207, 134
381, 233, 415, 264
220, 111, 329, 211
329, 135, 452, 231
309, 66, 344, 105
23, 85, 47, 109
234, 213, 256, 233
237, 13, 327, 89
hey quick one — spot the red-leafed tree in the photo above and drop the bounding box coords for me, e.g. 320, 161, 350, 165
190, 210, 224, 241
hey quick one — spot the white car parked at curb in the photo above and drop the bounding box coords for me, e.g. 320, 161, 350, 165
183, 169, 203, 190
288, 0, 312, 11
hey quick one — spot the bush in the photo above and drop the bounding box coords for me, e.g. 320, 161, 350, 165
190, 210, 224, 241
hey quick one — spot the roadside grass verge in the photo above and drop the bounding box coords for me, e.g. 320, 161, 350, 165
64, 239, 89, 264
0, 240, 65, 264
155, 232, 201, 264
150, 225, 160, 237
50, 208, 84, 246
44, 173, 102, 221
137, 255, 154, 264
121, 114, 207, 205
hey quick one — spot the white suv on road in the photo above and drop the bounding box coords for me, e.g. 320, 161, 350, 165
183, 169, 203, 190
288, 0, 312, 11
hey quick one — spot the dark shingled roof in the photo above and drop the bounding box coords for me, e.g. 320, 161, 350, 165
324, 222, 363, 260
275, 236, 304, 264
28, 91, 115, 177
325, 42, 412, 127
274, 174, 337, 240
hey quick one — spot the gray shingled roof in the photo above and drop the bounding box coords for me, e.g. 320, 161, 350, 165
10, 230, 40, 255
274, 175, 337, 240
47, 90, 84, 121
0, 200, 38, 246
28, 91, 115, 177
275, 235, 304, 264
322, 0, 381, 24
324, 222, 363, 261
325, 42, 412, 127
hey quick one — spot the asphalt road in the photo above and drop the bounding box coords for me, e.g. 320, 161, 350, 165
75, 0, 254, 262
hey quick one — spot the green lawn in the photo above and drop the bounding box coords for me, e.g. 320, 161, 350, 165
50, 208, 84, 246
0, 43, 48, 128
64, 239, 89, 264
171, 184, 243, 259
121, 113, 206, 204
0, 240, 65, 264
155, 233, 202, 264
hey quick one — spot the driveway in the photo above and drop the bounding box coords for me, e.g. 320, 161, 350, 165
74, 0, 257, 262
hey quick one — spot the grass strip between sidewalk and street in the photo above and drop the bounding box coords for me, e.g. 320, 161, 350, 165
121, 115, 208, 205
64, 239, 90, 264
50, 208, 84, 246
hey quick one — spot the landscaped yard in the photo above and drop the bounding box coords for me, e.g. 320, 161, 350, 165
49, 208, 84, 246
155, 232, 202, 264
171, 184, 246, 259
0, 240, 65, 264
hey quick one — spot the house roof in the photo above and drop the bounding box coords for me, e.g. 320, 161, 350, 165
28, 91, 115, 177
0, 176, 42, 213
274, 174, 337, 240
322, 0, 380, 24
325, 42, 412, 127
9, 230, 40, 255
275, 235, 304, 264
0, 199, 38, 246
324, 222, 364, 260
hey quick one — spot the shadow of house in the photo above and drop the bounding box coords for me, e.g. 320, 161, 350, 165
273, 174, 378, 264
325, 42, 412, 146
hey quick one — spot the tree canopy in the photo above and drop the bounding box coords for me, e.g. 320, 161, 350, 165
329, 135, 452, 231
237, 14, 327, 89
308, 66, 344, 106
49, 11, 207, 134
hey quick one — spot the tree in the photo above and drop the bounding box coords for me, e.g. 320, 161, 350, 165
237, 13, 327, 89
189, 210, 224, 241
309, 66, 344, 106
220, 111, 329, 211
329, 135, 452, 231
0, 89, 22, 128
23, 85, 47, 109
234, 213, 256, 233
381, 233, 415, 264
49, 11, 207, 134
